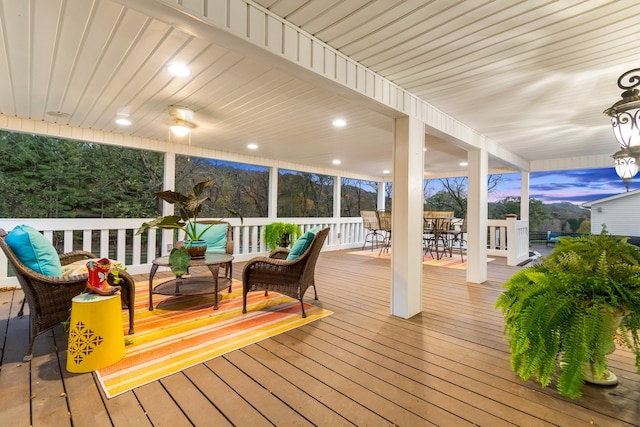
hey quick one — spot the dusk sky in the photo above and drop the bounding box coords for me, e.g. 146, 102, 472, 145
489, 167, 634, 205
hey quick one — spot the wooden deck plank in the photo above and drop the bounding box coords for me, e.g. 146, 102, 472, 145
55, 327, 113, 427
283, 324, 540, 426
275, 326, 515, 426
0, 289, 31, 427
159, 372, 232, 426
257, 337, 450, 426
182, 363, 273, 426
313, 313, 592, 426
29, 327, 71, 426
225, 349, 357, 426
205, 356, 314, 426
133, 381, 193, 427
2, 250, 640, 426
241, 342, 398, 426
103, 389, 154, 427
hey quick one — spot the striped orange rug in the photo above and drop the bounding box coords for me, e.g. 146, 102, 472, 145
96, 279, 332, 398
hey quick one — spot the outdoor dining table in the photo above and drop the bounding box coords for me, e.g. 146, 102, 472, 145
423, 216, 454, 260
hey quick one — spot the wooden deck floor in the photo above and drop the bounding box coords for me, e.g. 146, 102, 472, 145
1, 250, 639, 426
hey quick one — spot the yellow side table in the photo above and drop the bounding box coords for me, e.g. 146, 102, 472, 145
66, 293, 125, 373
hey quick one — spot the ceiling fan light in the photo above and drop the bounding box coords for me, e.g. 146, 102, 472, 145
170, 124, 191, 137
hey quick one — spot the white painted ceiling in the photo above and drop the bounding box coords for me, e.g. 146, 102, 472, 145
1, 0, 639, 179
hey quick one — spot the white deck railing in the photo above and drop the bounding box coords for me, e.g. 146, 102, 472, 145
1, 216, 527, 287
487, 216, 530, 266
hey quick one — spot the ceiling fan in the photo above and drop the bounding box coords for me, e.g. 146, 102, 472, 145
168, 106, 197, 137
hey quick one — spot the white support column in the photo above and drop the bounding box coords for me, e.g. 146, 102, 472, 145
161, 151, 176, 255
268, 167, 278, 220
520, 172, 530, 221
466, 148, 488, 284
333, 176, 341, 244
377, 182, 386, 211
391, 116, 424, 319
333, 176, 341, 219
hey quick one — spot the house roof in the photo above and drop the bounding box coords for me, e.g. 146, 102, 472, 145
582, 188, 640, 208
0, 0, 639, 179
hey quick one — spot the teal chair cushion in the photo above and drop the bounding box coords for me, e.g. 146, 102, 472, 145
5, 224, 62, 276
286, 228, 318, 261
195, 223, 228, 253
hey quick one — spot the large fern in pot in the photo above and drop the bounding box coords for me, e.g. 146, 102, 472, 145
496, 227, 640, 398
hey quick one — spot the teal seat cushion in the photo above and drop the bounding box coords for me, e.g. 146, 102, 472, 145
286, 229, 317, 261
5, 224, 62, 276
194, 223, 228, 253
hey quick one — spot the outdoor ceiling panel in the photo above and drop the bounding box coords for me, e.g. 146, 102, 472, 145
4, 0, 640, 178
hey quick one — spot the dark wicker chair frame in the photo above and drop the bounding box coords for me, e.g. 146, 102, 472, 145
0, 228, 135, 360
242, 227, 330, 318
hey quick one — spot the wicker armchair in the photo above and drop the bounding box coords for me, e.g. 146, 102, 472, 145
0, 228, 135, 360
242, 227, 330, 318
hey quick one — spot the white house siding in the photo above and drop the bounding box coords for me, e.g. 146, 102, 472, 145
587, 190, 640, 237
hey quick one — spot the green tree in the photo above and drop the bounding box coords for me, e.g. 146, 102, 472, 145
277, 170, 333, 217
577, 219, 591, 234
425, 175, 505, 217
341, 178, 377, 217
0, 131, 163, 218
489, 196, 549, 231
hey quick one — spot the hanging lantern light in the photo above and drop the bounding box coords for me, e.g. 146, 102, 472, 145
604, 68, 640, 186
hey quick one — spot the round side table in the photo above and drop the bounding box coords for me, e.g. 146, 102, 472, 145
66, 293, 125, 373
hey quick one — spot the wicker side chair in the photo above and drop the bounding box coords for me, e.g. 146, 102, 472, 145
242, 227, 330, 318
0, 228, 135, 361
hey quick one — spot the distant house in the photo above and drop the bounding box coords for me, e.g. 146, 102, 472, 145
582, 189, 640, 238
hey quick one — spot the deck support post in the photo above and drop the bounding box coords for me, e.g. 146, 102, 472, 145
390, 116, 424, 319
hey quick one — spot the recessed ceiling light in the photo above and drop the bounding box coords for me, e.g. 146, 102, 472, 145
167, 63, 191, 77
424, 147, 427, 152
332, 119, 346, 127
115, 117, 131, 126
247, 143, 258, 150
460, 162, 468, 166
383, 170, 391, 174
332, 159, 341, 165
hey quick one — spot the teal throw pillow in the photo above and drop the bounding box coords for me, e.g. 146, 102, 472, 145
195, 223, 228, 253
5, 224, 62, 276
286, 230, 316, 261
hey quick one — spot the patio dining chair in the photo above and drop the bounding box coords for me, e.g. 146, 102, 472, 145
360, 210, 383, 251
445, 216, 467, 261
0, 227, 135, 361
423, 211, 454, 259
376, 211, 392, 255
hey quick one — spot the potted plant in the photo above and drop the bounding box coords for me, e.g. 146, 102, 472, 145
137, 179, 216, 261
264, 222, 302, 250
495, 227, 640, 398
